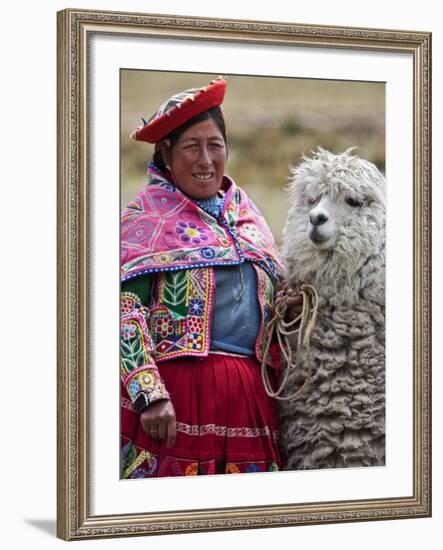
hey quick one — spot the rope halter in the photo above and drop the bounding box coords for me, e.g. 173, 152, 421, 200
261, 283, 319, 401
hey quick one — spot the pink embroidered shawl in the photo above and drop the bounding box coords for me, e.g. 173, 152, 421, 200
121, 164, 284, 282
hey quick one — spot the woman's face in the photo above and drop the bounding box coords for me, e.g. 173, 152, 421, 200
166, 118, 227, 200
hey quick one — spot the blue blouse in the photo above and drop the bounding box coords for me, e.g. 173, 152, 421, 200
197, 195, 261, 356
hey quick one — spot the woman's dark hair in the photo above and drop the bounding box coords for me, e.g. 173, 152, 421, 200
152, 106, 227, 172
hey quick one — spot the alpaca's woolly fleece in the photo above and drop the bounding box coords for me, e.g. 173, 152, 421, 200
279, 148, 385, 470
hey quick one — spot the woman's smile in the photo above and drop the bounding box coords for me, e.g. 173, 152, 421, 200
165, 118, 227, 200
193, 172, 215, 181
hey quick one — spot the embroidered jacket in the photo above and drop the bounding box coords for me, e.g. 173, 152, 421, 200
120, 164, 284, 413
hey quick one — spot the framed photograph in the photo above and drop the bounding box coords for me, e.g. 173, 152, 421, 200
57, 8, 431, 540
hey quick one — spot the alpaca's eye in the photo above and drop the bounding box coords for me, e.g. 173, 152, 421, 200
345, 197, 363, 207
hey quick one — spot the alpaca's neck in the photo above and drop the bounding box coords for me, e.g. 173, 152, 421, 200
285, 247, 384, 307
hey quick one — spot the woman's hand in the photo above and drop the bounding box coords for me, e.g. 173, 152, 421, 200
140, 399, 177, 448
274, 283, 304, 322
284, 285, 304, 322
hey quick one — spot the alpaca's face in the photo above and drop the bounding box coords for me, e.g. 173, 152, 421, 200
282, 149, 385, 297
285, 150, 385, 259
307, 193, 365, 250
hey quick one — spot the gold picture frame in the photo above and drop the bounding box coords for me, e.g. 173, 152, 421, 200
57, 8, 431, 540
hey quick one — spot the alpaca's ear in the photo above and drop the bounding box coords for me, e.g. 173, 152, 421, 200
288, 162, 297, 176
343, 146, 358, 156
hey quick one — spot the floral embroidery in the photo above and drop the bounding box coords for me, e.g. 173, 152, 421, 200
123, 263, 274, 367
155, 315, 174, 338
153, 253, 173, 264
187, 316, 203, 333
200, 247, 215, 260
246, 464, 261, 473
189, 298, 204, 316
127, 221, 155, 243
121, 163, 284, 281
121, 324, 136, 341
120, 437, 279, 478
125, 368, 170, 403
184, 462, 198, 476
187, 333, 203, 351
127, 379, 141, 398
188, 252, 202, 262
151, 189, 180, 212
217, 236, 232, 248
139, 371, 156, 390
121, 295, 146, 317
120, 291, 169, 406
175, 221, 209, 245
149, 268, 212, 361
121, 322, 148, 374
121, 447, 158, 479
121, 294, 140, 316
241, 222, 262, 243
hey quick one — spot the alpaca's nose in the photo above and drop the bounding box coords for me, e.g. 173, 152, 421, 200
310, 211, 328, 226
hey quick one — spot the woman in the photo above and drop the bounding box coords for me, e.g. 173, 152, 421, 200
120, 77, 300, 478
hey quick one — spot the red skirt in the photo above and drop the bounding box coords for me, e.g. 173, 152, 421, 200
120, 353, 282, 477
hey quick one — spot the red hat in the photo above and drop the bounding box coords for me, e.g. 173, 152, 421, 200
131, 76, 227, 143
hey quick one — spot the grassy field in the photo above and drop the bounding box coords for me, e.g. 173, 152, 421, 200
121, 70, 385, 244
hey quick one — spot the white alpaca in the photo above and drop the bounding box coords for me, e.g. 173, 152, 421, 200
279, 148, 385, 470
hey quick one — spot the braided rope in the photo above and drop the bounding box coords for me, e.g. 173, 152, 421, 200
261, 283, 319, 401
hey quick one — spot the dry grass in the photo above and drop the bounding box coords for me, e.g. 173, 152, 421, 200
121, 70, 385, 244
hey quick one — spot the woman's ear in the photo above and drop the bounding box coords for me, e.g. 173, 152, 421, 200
158, 139, 171, 170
